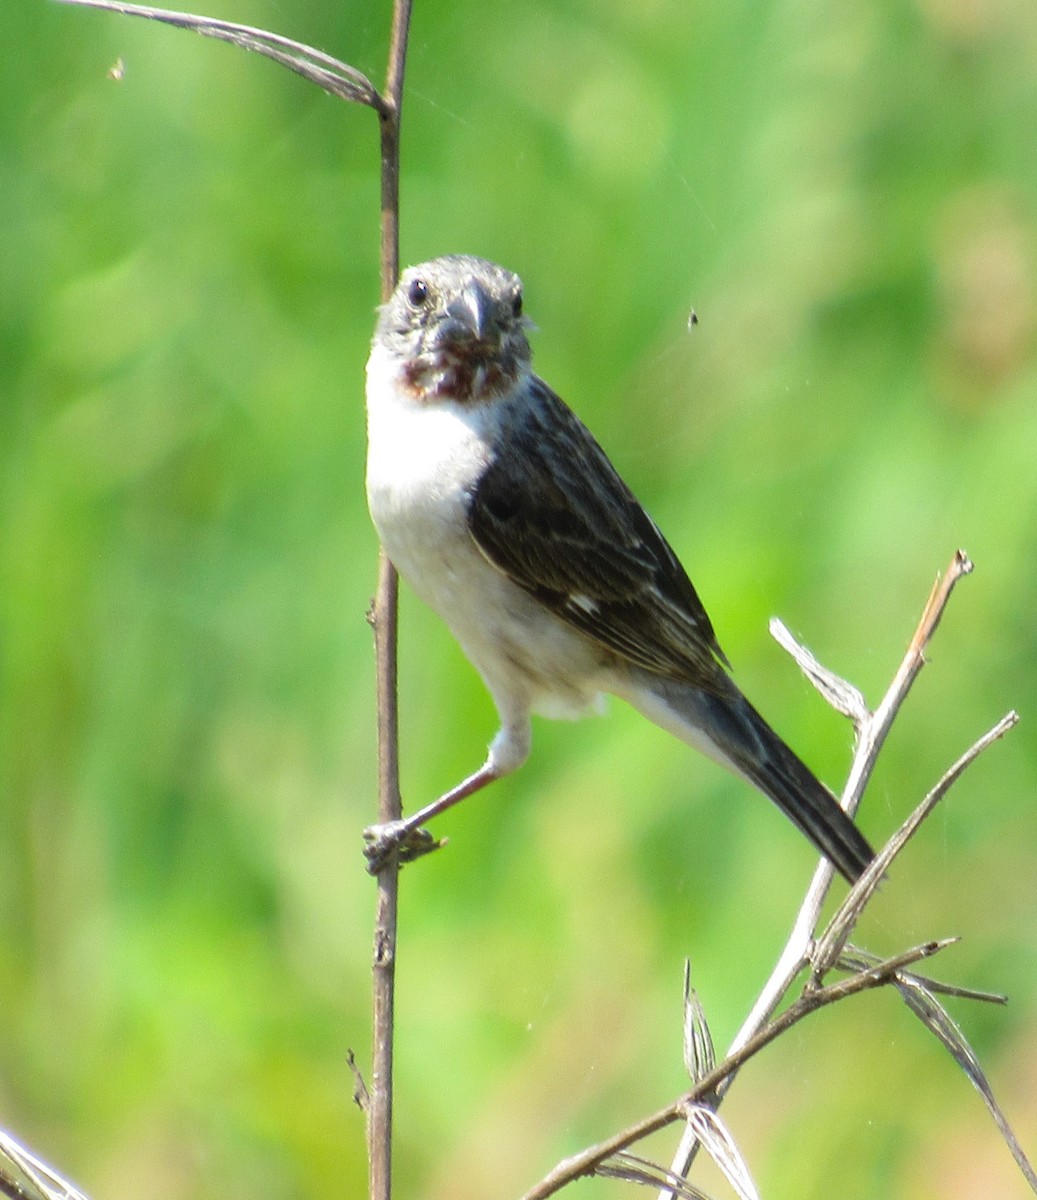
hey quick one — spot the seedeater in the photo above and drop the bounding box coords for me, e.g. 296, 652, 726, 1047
364, 255, 873, 881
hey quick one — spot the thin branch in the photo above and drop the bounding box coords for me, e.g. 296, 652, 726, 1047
0, 1130, 89, 1200
730, 549, 976, 1044
54, 0, 388, 113
715, 555, 972, 1058
812, 710, 1018, 977
848, 548, 974, 810
839, 947, 1007, 1005
520, 941, 952, 1200
367, 6, 413, 1200
641, 551, 1006, 1200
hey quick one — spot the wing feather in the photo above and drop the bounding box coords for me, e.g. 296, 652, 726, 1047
467, 377, 730, 691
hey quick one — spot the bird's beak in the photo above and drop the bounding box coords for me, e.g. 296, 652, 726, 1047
445, 283, 493, 341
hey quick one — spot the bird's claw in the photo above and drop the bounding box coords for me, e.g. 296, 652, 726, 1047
363, 820, 443, 874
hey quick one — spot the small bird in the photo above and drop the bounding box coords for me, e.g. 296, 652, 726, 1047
364, 254, 874, 881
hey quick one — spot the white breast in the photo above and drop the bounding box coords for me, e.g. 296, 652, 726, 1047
364, 343, 608, 723
365, 341, 494, 587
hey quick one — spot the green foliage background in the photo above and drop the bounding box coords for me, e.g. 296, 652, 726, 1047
2, 1, 1036, 1197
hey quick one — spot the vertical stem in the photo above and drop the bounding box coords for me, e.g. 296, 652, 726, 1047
369, 551, 400, 1200
379, 0, 410, 294
369, 4, 413, 1200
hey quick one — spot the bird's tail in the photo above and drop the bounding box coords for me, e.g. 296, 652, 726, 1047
621, 673, 875, 883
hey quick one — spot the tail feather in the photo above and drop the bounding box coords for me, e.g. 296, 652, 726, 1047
624, 674, 875, 883
727, 701, 874, 883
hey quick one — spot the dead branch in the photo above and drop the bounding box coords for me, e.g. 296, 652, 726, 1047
514, 552, 1030, 1200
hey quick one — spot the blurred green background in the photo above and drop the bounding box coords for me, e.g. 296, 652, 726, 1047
2, 0, 1036, 1197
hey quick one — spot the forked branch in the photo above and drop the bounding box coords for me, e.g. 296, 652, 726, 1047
516, 552, 1030, 1200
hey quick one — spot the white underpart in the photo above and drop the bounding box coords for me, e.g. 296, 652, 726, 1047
610, 670, 747, 781
366, 342, 609, 776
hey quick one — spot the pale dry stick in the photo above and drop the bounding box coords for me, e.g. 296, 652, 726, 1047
737, 551, 973, 1026
527, 701, 1020, 1200
656, 550, 975, 1195
519, 939, 952, 1200
813, 708, 1018, 977
0, 1129, 89, 1200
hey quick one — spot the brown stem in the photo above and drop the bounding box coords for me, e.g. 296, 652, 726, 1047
368, 5, 413, 1200
53, 0, 411, 1195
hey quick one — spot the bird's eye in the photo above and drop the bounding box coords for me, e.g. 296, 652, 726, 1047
407, 278, 430, 308
511, 290, 523, 318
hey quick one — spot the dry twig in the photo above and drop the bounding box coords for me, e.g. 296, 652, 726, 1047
522, 941, 955, 1199
0, 1130, 89, 1200
513, 552, 1030, 1200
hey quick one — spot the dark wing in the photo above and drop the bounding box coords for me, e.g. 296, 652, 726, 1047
468, 376, 730, 691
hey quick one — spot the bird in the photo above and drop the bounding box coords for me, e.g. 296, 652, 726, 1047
363, 254, 874, 881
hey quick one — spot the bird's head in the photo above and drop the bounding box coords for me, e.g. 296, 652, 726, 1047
374, 255, 532, 404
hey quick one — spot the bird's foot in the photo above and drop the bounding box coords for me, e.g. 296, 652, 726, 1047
363, 820, 443, 874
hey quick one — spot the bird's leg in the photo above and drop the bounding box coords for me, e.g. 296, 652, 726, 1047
363, 761, 501, 873
363, 716, 530, 873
